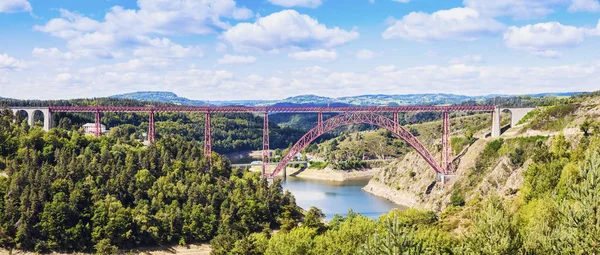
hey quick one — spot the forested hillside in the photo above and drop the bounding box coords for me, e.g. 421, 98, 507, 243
0, 108, 304, 253
1, 98, 306, 154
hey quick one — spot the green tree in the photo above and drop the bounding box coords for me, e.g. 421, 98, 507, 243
360, 217, 423, 255
553, 150, 600, 254
266, 227, 317, 255
460, 196, 521, 255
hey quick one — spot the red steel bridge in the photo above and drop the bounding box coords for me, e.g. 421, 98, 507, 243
12, 105, 500, 178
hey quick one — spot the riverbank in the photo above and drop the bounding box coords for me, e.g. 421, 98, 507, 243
248, 166, 379, 182
361, 179, 419, 208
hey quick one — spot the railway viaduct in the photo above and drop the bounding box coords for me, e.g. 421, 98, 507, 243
8, 105, 534, 179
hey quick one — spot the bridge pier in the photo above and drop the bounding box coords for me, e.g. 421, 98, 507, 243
204, 112, 212, 163
491, 107, 535, 138
262, 112, 270, 177
10, 107, 53, 131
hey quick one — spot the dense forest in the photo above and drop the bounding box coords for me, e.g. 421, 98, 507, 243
1, 98, 307, 154
2, 93, 600, 254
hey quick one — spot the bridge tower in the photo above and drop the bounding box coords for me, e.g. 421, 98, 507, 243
262, 112, 270, 177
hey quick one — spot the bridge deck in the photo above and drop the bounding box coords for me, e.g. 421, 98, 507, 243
44, 105, 496, 113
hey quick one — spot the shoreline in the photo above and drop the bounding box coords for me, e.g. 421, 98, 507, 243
247, 166, 379, 182
362, 180, 418, 208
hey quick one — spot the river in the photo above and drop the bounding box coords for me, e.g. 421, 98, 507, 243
281, 177, 405, 220
229, 153, 404, 220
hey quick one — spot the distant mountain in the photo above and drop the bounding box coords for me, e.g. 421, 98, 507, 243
111, 91, 207, 106
109, 91, 584, 107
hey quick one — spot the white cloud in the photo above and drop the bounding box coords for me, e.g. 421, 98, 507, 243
0, 0, 31, 13
222, 10, 359, 52
55, 73, 76, 82
463, 0, 567, 19
288, 49, 337, 62
217, 54, 257, 65
216, 43, 228, 53
449, 54, 483, 64
0, 54, 28, 70
34, 1, 250, 58
32, 47, 80, 61
133, 37, 204, 59
355, 49, 382, 60
267, 0, 322, 8
503, 22, 599, 57
569, 0, 600, 12
382, 8, 504, 42
5, 60, 600, 100
534, 50, 563, 58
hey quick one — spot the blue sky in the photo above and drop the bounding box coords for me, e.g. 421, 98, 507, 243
1, 0, 600, 100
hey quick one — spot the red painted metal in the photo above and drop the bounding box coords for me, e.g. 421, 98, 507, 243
148, 111, 155, 144
41, 104, 495, 176
270, 112, 445, 177
48, 105, 495, 113
393, 112, 399, 133
262, 112, 270, 177
441, 111, 451, 174
204, 112, 212, 163
317, 112, 323, 133
94, 111, 101, 137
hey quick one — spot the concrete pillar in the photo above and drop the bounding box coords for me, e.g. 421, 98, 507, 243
42, 109, 52, 131
509, 108, 534, 127
26, 110, 35, 127
283, 166, 287, 181
491, 107, 501, 138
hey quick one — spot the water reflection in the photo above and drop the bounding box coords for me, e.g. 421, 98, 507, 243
282, 177, 405, 220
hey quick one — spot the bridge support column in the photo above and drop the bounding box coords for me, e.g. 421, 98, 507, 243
42, 109, 52, 131
95, 110, 101, 137
262, 112, 270, 177
148, 111, 155, 144
393, 112, 399, 133
317, 112, 323, 133
491, 107, 501, 138
27, 110, 35, 127
441, 111, 450, 173
204, 112, 212, 163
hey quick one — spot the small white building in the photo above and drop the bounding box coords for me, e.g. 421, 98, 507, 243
83, 123, 108, 135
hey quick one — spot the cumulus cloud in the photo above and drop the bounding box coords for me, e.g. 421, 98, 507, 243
0, 0, 31, 13
503, 22, 599, 57
463, 0, 567, 19
0, 54, 28, 70
32, 47, 80, 61
222, 10, 359, 52
355, 49, 382, 60
382, 8, 504, 42
133, 37, 204, 59
288, 49, 337, 62
5, 60, 600, 100
449, 54, 483, 64
217, 54, 257, 65
33, 1, 250, 58
267, 0, 322, 8
569, 0, 600, 12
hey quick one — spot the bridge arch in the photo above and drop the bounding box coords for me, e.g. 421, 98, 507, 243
492, 107, 535, 137
270, 112, 445, 177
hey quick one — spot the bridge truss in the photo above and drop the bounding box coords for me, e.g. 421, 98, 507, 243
45, 105, 495, 177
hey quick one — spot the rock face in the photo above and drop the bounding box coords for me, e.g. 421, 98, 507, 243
363, 138, 528, 212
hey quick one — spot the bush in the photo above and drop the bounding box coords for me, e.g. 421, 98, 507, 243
95, 239, 118, 255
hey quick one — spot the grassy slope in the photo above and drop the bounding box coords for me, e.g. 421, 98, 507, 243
360, 92, 600, 234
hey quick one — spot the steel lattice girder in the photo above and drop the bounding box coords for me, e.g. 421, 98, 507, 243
48, 105, 495, 113
270, 112, 446, 177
